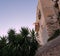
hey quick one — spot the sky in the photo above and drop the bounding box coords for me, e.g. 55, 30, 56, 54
0, 0, 38, 36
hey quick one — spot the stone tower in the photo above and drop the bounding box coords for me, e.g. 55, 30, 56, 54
35, 0, 60, 45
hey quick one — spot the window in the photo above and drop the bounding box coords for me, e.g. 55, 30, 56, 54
38, 10, 41, 20
52, 0, 59, 8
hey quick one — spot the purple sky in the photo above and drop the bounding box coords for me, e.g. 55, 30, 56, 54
0, 0, 38, 36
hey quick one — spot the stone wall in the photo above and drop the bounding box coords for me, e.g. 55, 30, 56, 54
35, 36, 60, 56
35, 0, 60, 45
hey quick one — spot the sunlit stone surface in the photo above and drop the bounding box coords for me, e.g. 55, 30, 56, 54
35, 0, 60, 45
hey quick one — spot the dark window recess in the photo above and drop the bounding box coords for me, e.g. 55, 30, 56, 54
52, 0, 59, 9
38, 10, 41, 20
57, 12, 60, 24
54, 3, 59, 9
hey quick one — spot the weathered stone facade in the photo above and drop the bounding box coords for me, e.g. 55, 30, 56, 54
35, 0, 60, 45
35, 36, 60, 56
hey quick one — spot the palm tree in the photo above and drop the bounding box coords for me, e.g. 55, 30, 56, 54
0, 27, 39, 56
29, 29, 39, 56
8, 29, 16, 44
20, 27, 30, 56
0, 36, 7, 56
0, 36, 6, 48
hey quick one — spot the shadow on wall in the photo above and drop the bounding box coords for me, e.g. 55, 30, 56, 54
48, 29, 60, 41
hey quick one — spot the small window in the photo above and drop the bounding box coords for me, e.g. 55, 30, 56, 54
38, 10, 41, 20
52, 0, 59, 8
54, 3, 59, 8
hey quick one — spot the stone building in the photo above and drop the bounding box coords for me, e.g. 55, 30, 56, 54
35, 0, 60, 45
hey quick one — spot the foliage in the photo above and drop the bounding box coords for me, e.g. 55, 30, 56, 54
0, 27, 39, 56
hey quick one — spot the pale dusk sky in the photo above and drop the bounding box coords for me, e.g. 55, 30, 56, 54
0, 0, 38, 36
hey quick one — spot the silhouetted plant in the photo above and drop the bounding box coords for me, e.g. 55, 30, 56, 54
0, 27, 39, 56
